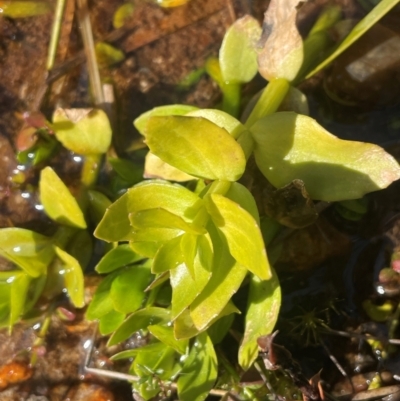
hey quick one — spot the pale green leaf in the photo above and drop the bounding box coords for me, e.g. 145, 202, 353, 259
152, 236, 184, 274
219, 15, 261, 83
170, 236, 212, 320
0, 1, 51, 18
0, 228, 54, 278
187, 109, 247, 139
52, 108, 112, 155
206, 194, 271, 280
134, 104, 198, 136
238, 269, 281, 370
306, 0, 400, 79
225, 182, 260, 225
180, 233, 198, 278
146, 116, 245, 181
144, 152, 196, 182
113, 2, 134, 28
40, 167, 86, 229
54, 247, 85, 308
108, 307, 171, 346
190, 233, 247, 330
95, 180, 201, 242
177, 332, 217, 401
148, 324, 188, 354
95, 42, 125, 67
251, 112, 400, 201
130, 208, 205, 235
9, 272, 31, 329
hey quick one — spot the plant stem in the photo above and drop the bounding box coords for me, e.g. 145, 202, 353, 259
53, 225, 77, 249
245, 78, 290, 128
81, 154, 102, 188
47, 0, 67, 70
222, 83, 241, 118
207, 180, 231, 196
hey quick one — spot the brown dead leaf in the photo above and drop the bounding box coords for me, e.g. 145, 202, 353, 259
258, 0, 304, 82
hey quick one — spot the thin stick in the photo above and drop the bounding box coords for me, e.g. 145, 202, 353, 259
47, 0, 67, 70
76, 0, 104, 105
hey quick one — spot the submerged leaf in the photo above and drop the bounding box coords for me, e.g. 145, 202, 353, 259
258, 0, 304, 81
9, 272, 31, 329
219, 15, 261, 83
177, 332, 218, 401
95, 42, 125, 66
52, 108, 112, 155
145, 116, 245, 181
239, 269, 281, 370
251, 112, 400, 201
40, 167, 86, 229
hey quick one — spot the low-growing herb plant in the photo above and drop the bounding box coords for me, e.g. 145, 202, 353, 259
1, 0, 400, 399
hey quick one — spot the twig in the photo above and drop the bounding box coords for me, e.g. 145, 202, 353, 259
47, 0, 67, 70
75, 0, 104, 105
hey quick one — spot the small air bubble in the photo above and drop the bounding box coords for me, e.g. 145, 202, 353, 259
35, 204, 44, 211
73, 156, 82, 163
13, 246, 21, 253
21, 192, 30, 199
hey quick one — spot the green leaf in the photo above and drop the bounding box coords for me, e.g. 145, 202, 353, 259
95, 42, 125, 67
111, 342, 168, 360
251, 112, 400, 201
86, 273, 117, 320
99, 310, 126, 335
225, 182, 260, 225
180, 233, 198, 278
52, 108, 112, 155
130, 208, 205, 235
95, 244, 144, 274
206, 194, 271, 280
174, 309, 199, 339
40, 167, 86, 229
110, 265, 152, 314
306, 0, 400, 79
54, 247, 85, 308
238, 269, 281, 370
146, 116, 245, 181
130, 228, 183, 258
152, 236, 184, 274
113, 2, 134, 29
95, 180, 201, 242
0, 1, 51, 18
66, 230, 93, 270
219, 15, 261, 83
170, 238, 212, 319
108, 307, 171, 346
190, 255, 246, 331
108, 157, 143, 185
134, 104, 198, 136
87, 190, 112, 225
9, 272, 31, 329
187, 109, 247, 140
177, 332, 218, 401
148, 324, 188, 354
0, 228, 54, 277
